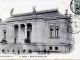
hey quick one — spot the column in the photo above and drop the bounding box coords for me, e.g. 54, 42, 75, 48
13, 24, 14, 43
32, 22, 36, 43
18, 24, 21, 43
25, 23, 27, 38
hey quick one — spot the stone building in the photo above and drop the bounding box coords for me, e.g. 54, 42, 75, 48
0, 8, 74, 53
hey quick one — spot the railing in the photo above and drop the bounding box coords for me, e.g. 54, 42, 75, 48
1, 48, 62, 54
0, 44, 54, 54
0, 43, 70, 54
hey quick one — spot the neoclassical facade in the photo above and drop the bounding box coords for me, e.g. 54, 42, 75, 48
0, 9, 74, 53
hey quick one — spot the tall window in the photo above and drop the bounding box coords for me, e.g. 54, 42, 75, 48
4, 30, 6, 39
55, 26, 59, 38
49, 25, 60, 38
50, 26, 53, 38
27, 23, 32, 40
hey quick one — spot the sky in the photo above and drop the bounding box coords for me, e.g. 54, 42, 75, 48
0, 0, 72, 21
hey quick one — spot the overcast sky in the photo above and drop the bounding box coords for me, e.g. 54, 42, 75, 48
0, 0, 72, 21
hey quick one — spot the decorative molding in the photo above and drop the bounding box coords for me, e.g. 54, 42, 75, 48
11, 9, 58, 17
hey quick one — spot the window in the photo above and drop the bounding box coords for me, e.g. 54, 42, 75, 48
55, 47, 58, 50
4, 30, 6, 39
49, 25, 60, 38
50, 26, 53, 38
14, 38, 16, 44
55, 26, 59, 38
49, 47, 52, 50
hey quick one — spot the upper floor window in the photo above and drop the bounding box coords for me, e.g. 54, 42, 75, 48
50, 26, 53, 38
55, 26, 60, 38
49, 25, 60, 38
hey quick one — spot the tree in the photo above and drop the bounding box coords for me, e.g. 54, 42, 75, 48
22, 49, 26, 53
24, 38, 31, 43
12, 49, 15, 53
28, 49, 32, 53
17, 50, 20, 54
2, 49, 5, 53
43, 49, 46, 53
1, 39, 8, 44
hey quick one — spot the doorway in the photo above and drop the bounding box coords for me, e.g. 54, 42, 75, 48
27, 23, 32, 41
27, 31, 30, 39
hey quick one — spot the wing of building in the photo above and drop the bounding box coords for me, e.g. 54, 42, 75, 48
0, 9, 74, 53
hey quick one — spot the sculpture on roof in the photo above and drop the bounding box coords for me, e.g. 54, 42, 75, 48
32, 6, 36, 14
10, 8, 14, 16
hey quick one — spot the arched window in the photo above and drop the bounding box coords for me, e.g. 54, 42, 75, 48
27, 23, 32, 40
27, 23, 32, 28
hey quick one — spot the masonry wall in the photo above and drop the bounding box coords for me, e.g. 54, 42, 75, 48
21, 19, 69, 45
44, 19, 69, 45
31, 18, 70, 45
0, 24, 4, 42
0, 19, 71, 45
6, 23, 14, 43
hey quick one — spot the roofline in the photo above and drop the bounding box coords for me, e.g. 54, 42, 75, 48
11, 9, 58, 17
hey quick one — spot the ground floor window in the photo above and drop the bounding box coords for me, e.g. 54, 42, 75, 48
49, 47, 52, 50
55, 47, 58, 50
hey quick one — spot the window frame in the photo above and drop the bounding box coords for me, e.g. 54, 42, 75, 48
55, 47, 58, 50
50, 26, 54, 38
49, 47, 52, 50
2, 27, 7, 39
55, 26, 60, 38
3, 30, 6, 39
49, 24, 60, 39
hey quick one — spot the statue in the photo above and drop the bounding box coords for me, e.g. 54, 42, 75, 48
32, 6, 36, 14
10, 8, 14, 16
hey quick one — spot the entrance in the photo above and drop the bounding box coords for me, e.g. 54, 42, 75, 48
14, 25, 18, 44
14, 38, 16, 44
27, 23, 32, 41
27, 31, 30, 39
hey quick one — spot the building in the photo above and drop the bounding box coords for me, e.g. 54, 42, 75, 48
0, 8, 74, 53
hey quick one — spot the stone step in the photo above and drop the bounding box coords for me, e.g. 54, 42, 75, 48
3, 44, 23, 52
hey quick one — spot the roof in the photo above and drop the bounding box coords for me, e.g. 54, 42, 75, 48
11, 9, 59, 17
3, 9, 69, 23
